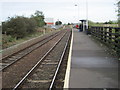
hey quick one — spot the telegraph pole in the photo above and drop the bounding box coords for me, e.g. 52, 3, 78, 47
86, 0, 88, 29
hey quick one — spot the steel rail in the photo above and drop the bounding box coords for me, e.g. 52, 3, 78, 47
49, 30, 71, 90
12, 31, 67, 90
1, 31, 62, 71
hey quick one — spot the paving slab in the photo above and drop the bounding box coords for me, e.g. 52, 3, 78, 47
69, 29, 119, 88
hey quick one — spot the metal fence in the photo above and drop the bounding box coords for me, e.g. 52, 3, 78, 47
88, 26, 120, 57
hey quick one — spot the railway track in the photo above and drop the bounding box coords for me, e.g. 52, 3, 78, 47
52, 34, 71, 89
1, 31, 62, 71
2, 29, 71, 89
14, 29, 71, 89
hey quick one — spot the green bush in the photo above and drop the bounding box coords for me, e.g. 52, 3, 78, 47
2, 16, 37, 39
2, 35, 16, 43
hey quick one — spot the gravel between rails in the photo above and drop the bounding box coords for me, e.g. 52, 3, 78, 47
18, 29, 71, 89
2, 30, 67, 89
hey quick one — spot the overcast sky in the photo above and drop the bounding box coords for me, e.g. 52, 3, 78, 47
0, 0, 118, 24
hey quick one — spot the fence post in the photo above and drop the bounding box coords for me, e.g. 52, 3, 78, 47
104, 27, 107, 43
92, 27, 95, 37
101, 27, 104, 41
114, 28, 119, 56
108, 28, 112, 47
96, 27, 98, 38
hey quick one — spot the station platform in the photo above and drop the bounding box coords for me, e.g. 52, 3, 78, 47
64, 28, 119, 89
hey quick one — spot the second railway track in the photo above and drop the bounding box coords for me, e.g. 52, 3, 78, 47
2, 29, 72, 89
1, 30, 62, 71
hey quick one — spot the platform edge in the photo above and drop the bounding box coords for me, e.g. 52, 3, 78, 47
63, 28, 73, 88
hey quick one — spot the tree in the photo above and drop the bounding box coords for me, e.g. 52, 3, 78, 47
68, 23, 71, 25
25, 18, 37, 33
88, 20, 96, 26
55, 21, 62, 25
2, 10, 45, 39
2, 16, 37, 39
104, 20, 115, 24
31, 10, 45, 27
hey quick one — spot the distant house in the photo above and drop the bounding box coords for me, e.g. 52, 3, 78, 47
44, 18, 54, 26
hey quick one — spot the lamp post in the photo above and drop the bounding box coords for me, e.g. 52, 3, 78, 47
75, 4, 79, 23
86, 0, 88, 29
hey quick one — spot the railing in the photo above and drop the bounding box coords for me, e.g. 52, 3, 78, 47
88, 26, 120, 58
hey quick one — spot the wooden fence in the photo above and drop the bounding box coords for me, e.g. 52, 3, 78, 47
88, 26, 120, 57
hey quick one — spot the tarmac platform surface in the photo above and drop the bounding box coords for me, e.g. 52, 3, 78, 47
69, 29, 118, 88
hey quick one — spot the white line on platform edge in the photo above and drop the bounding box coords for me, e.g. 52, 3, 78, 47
63, 28, 73, 88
